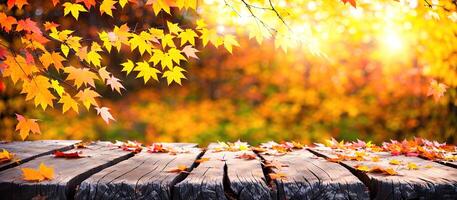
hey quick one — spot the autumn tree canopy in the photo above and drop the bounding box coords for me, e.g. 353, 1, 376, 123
0, 0, 456, 143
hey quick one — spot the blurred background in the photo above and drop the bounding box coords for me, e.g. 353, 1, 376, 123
0, 0, 456, 145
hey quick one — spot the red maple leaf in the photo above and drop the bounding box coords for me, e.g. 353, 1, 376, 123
54, 150, 84, 158
16, 18, 42, 35
341, 0, 356, 8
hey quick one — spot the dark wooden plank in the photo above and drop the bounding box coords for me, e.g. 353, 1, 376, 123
225, 151, 273, 200
260, 148, 369, 200
173, 148, 226, 200
0, 140, 80, 171
0, 141, 133, 200
173, 143, 272, 200
310, 147, 457, 200
75, 144, 202, 200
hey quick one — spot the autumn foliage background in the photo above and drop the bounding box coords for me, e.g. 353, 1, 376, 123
0, 0, 456, 145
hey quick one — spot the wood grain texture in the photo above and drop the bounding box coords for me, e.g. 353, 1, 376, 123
310, 147, 457, 200
0, 140, 80, 171
174, 143, 273, 200
260, 149, 369, 200
224, 151, 273, 200
0, 141, 133, 200
173, 149, 227, 200
75, 145, 202, 200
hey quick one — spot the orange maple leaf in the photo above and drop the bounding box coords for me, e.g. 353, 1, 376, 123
167, 165, 188, 173
7, 0, 29, 10
0, 12, 17, 32
427, 79, 448, 102
15, 114, 41, 140
269, 172, 287, 180
22, 162, 54, 182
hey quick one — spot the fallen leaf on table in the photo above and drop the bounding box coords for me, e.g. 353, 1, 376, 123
389, 159, 401, 165
407, 162, 418, 170
115, 140, 143, 153
383, 167, 398, 175
371, 156, 380, 162
264, 160, 288, 169
147, 143, 167, 153
251, 147, 266, 152
74, 142, 88, 149
236, 153, 257, 160
269, 172, 287, 180
0, 149, 13, 163
167, 165, 188, 173
22, 162, 54, 182
195, 157, 210, 163
54, 150, 84, 158
355, 165, 370, 172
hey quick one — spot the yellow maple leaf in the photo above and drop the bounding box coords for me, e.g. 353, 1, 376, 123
58, 94, 79, 114
85, 43, 103, 68
50, 79, 65, 97
167, 21, 183, 35
371, 156, 380, 162
355, 165, 370, 172
223, 34, 239, 53
121, 59, 135, 75
168, 48, 187, 64
163, 66, 186, 85
119, 0, 128, 8
178, 29, 198, 46
63, 2, 87, 20
100, 0, 117, 17
15, 114, 41, 140
161, 34, 176, 48
176, 0, 197, 10
129, 31, 153, 55
389, 159, 401, 165
134, 61, 161, 83
0, 149, 14, 163
146, 0, 171, 15
407, 162, 418, 170
61, 44, 70, 57
196, 19, 207, 30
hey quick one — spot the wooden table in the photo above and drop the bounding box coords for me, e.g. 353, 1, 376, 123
0, 140, 455, 200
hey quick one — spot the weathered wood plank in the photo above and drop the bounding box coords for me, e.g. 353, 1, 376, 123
0, 141, 133, 200
225, 151, 273, 200
0, 140, 80, 171
260, 149, 369, 200
173, 149, 226, 200
174, 143, 272, 200
75, 144, 202, 200
310, 147, 457, 200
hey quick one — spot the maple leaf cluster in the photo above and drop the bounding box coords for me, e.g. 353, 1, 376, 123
0, 0, 240, 140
